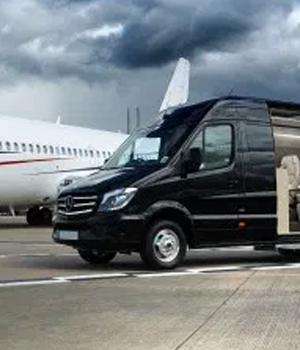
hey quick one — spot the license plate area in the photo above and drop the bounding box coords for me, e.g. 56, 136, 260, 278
57, 230, 78, 240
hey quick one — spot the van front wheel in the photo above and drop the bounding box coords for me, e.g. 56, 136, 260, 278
140, 220, 187, 270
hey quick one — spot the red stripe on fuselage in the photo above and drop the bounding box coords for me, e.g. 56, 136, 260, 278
0, 157, 69, 166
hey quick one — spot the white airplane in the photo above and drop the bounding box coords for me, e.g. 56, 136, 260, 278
0, 116, 128, 225
0, 57, 190, 226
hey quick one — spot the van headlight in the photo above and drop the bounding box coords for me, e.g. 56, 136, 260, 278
99, 188, 138, 212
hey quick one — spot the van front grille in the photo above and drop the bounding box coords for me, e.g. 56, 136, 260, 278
57, 194, 98, 216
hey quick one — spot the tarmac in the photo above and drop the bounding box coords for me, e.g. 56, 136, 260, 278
1, 216, 300, 350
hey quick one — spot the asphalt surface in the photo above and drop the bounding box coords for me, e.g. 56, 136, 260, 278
1, 216, 300, 349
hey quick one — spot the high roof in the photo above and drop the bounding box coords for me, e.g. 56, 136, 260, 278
162, 95, 300, 119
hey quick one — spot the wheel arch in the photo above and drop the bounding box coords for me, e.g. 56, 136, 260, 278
144, 201, 196, 248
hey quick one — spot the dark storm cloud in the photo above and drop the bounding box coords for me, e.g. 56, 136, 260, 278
110, 14, 253, 68
0, 0, 297, 85
0, 1, 298, 96
107, 0, 295, 68
3, 0, 300, 133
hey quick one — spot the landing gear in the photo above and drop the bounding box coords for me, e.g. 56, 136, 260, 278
26, 207, 52, 226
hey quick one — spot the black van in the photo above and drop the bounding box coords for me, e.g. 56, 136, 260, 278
52, 96, 300, 269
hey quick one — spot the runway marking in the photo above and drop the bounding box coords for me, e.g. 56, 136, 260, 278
0, 253, 77, 259
136, 271, 199, 278
0, 241, 54, 245
0, 279, 68, 287
53, 273, 128, 281
253, 263, 300, 271
2, 262, 300, 288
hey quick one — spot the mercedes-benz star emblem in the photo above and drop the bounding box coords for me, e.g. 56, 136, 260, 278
65, 196, 74, 212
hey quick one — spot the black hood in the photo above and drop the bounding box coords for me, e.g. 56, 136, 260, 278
60, 166, 162, 196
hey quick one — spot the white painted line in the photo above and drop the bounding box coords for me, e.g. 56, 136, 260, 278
0, 253, 77, 259
3, 262, 300, 289
192, 247, 253, 252
0, 279, 68, 288
187, 266, 242, 273
54, 273, 128, 281
135, 271, 199, 278
252, 263, 300, 271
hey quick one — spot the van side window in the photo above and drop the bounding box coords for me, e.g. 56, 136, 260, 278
189, 124, 233, 171
245, 123, 273, 151
202, 124, 233, 169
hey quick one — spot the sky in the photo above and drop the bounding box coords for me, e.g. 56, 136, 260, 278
1, 0, 300, 133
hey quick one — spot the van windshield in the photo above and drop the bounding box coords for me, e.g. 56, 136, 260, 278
103, 116, 197, 170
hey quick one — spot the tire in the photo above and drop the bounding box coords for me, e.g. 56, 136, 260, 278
26, 207, 52, 226
39, 208, 52, 226
26, 207, 40, 226
140, 220, 187, 270
78, 249, 117, 264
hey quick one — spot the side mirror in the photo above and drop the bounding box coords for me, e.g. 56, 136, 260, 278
180, 147, 202, 177
188, 147, 202, 172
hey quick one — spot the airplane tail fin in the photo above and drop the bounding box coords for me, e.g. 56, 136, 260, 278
159, 57, 190, 113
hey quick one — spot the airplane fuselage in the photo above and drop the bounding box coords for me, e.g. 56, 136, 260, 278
0, 114, 128, 216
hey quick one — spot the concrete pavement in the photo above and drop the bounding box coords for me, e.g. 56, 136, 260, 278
1, 217, 300, 349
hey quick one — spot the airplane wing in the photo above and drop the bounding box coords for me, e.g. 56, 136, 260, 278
159, 57, 190, 113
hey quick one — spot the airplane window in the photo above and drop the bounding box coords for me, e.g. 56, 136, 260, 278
36, 144, 41, 153
102, 151, 106, 158
73, 148, 77, 157
84, 149, 88, 157
14, 142, 19, 152
108, 151, 111, 157
55, 146, 60, 155
43, 145, 47, 154
21, 143, 26, 152
29, 144, 33, 153
5, 142, 11, 151
67, 147, 71, 155
0, 142, 2, 151
89, 150, 94, 158
96, 151, 100, 158
49, 146, 54, 154
79, 149, 83, 157
61, 147, 66, 155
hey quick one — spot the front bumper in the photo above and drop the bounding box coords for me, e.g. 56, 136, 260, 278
52, 212, 145, 252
